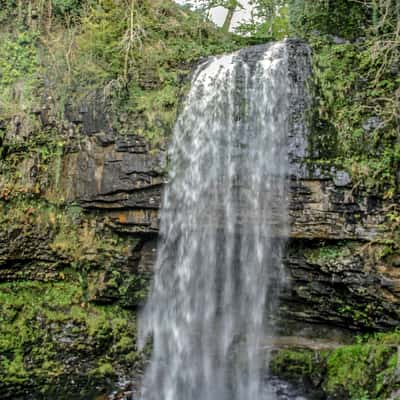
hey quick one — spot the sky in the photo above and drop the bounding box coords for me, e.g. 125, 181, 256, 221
175, 0, 253, 29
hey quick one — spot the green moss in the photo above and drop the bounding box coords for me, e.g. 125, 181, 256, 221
309, 35, 399, 198
337, 304, 381, 326
0, 130, 70, 199
90, 362, 115, 378
0, 280, 138, 397
0, 197, 133, 267
325, 344, 398, 399
1, 352, 29, 384
113, 336, 135, 354
87, 310, 113, 340
367, 330, 400, 346
305, 242, 352, 264
127, 84, 182, 144
270, 349, 317, 381
271, 331, 400, 400
289, 1, 399, 198
124, 351, 140, 364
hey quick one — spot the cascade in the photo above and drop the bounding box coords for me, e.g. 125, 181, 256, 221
138, 41, 291, 400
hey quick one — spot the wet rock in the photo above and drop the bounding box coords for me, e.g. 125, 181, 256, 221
52, 40, 398, 332
1, 39, 399, 399
362, 116, 383, 133
280, 240, 400, 330
64, 91, 111, 135
333, 170, 351, 187
60, 134, 166, 234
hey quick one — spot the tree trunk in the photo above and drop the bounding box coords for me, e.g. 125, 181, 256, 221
222, 6, 236, 32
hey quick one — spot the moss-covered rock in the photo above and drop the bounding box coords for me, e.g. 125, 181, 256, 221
0, 281, 140, 399
0, 3, 243, 397
0, 1, 398, 398
270, 332, 400, 400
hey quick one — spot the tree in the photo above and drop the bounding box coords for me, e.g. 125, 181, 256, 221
235, 0, 289, 38
195, 0, 244, 32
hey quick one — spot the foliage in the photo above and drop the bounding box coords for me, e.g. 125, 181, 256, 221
51, 0, 87, 17
292, 0, 400, 197
0, 128, 71, 201
195, 0, 245, 31
0, 31, 39, 87
0, 31, 40, 122
325, 344, 398, 399
69, 0, 242, 88
270, 349, 316, 380
288, 0, 368, 39
236, 0, 289, 39
0, 0, 245, 147
312, 43, 398, 195
271, 331, 400, 400
0, 0, 92, 27
0, 280, 137, 396
305, 241, 352, 263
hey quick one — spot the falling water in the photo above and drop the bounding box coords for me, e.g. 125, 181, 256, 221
138, 42, 290, 400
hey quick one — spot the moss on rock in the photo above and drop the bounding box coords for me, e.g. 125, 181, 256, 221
0, 281, 140, 399
270, 332, 400, 399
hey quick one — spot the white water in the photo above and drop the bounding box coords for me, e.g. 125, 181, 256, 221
138, 42, 290, 400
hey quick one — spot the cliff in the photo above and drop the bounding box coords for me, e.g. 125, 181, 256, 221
0, 1, 398, 399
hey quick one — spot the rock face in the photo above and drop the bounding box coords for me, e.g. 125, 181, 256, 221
290, 178, 387, 240
61, 134, 165, 234
283, 240, 400, 331
0, 39, 399, 399
60, 40, 399, 332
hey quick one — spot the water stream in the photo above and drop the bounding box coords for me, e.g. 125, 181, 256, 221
138, 42, 292, 400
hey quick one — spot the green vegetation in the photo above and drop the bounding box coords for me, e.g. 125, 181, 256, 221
325, 343, 398, 399
271, 331, 400, 399
90, 362, 115, 378
288, 0, 399, 197
304, 241, 352, 263
0, 280, 138, 397
337, 304, 381, 327
270, 349, 317, 381
310, 35, 399, 196
0, 0, 245, 149
0, 0, 398, 398
288, 0, 367, 39
0, 197, 133, 265
0, 30, 41, 132
0, 31, 39, 88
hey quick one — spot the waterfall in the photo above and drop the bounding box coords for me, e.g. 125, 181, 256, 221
138, 41, 290, 400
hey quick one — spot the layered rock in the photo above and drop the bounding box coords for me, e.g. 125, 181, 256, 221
61, 134, 165, 234
0, 39, 399, 399
56, 40, 399, 332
